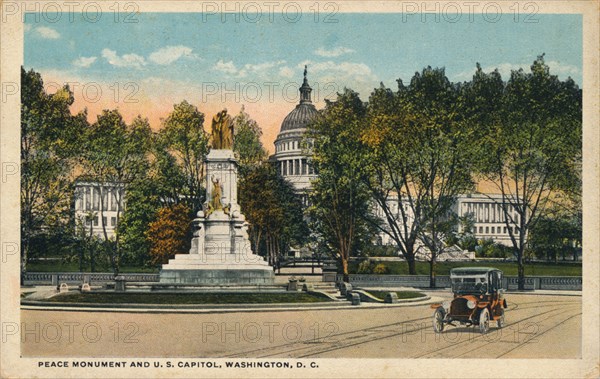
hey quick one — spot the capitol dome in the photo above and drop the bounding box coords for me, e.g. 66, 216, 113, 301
273, 66, 318, 196
280, 102, 318, 132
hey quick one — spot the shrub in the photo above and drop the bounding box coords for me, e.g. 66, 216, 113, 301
373, 263, 389, 274
357, 260, 373, 274
147, 204, 193, 265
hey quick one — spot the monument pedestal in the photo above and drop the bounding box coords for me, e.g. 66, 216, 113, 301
160, 149, 274, 286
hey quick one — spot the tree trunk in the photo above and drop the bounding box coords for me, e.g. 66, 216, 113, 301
89, 222, 95, 272
342, 258, 349, 283
517, 251, 525, 290
20, 251, 27, 286
429, 258, 436, 288
78, 247, 83, 272
21, 216, 32, 285
406, 256, 417, 275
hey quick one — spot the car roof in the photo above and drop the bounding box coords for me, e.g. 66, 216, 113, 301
450, 267, 502, 276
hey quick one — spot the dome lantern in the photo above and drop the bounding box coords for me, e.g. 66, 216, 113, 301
299, 65, 312, 104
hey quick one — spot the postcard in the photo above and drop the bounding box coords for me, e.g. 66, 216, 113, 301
1, 1, 598, 378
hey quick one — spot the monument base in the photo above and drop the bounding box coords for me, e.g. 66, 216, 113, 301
159, 267, 275, 286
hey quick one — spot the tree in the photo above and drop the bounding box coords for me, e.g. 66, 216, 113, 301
528, 206, 581, 261
147, 204, 193, 265
473, 55, 582, 289
20, 67, 86, 280
361, 69, 475, 285
238, 165, 307, 265
307, 89, 376, 282
117, 176, 162, 267
232, 105, 267, 177
156, 101, 210, 211
79, 110, 152, 274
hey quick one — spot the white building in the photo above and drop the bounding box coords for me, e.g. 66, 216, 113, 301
452, 193, 522, 247
373, 193, 523, 248
73, 181, 125, 238
272, 66, 318, 205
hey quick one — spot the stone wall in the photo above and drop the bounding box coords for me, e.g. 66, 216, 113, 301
23, 272, 160, 285
342, 274, 582, 291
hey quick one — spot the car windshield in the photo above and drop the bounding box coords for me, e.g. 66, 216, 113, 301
451, 276, 488, 294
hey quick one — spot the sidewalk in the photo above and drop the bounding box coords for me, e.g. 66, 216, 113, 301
359, 286, 582, 297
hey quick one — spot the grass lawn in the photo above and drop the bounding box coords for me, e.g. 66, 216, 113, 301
365, 290, 426, 300
350, 260, 582, 276
45, 292, 333, 304
26, 260, 159, 273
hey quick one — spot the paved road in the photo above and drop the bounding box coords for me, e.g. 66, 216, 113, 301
20, 293, 581, 359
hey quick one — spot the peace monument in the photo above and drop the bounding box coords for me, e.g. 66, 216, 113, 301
159, 110, 275, 285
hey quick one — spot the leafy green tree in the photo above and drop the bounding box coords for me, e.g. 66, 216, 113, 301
79, 111, 152, 273
239, 165, 307, 265
307, 89, 376, 282
362, 69, 475, 285
472, 55, 582, 289
20, 67, 86, 279
232, 105, 268, 177
117, 176, 162, 267
156, 101, 209, 211
528, 206, 581, 261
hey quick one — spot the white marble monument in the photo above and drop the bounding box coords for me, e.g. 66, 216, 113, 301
160, 111, 274, 285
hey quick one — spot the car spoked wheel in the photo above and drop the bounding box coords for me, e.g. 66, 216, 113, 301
433, 307, 445, 333
479, 308, 490, 334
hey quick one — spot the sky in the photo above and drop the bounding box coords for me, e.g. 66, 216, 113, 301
24, 12, 582, 152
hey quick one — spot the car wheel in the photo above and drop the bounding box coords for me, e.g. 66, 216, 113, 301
433, 307, 445, 333
497, 309, 505, 329
479, 308, 490, 334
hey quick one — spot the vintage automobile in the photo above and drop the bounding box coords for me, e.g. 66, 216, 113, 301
431, 267, 507, 334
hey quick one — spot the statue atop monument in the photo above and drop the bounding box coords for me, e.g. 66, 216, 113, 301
210, 109, 234, 149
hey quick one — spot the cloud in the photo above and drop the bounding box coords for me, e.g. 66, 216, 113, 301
238, 60, 286, 77
314, 46, 355, 57
149, 45, 197, 65
546, 60, 580, 77
213, 59, 287, 78
101, 48, 146, 69
213, 59, 238, 75
300, 60, 376, 82
278, 66, 294, 78
35, 26, 60, 39
24, 24, 32, 32
72, 56, 97, 68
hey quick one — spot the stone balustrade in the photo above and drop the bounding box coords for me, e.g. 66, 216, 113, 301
23, 272, 160, 285
340, 274, 582, 291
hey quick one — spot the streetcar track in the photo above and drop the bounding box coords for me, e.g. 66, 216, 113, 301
220, 299, 580, 359
286, 303, 580, 358
411, 305, 578, 358
494, 312, 582, 358
298, 302, 576, 358
450, 308, 580, 359
223, 315, 432, 358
